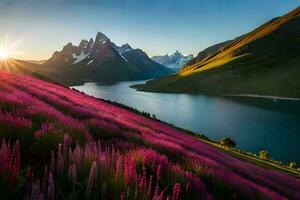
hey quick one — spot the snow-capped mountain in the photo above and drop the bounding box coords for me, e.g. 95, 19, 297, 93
151, 51, 193, 71
115, 43, 134, 54
42, 32, 173, 85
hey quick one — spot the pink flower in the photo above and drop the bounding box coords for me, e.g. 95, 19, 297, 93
147, 175, 153, 198
0, 139, 9, 175
24, 167, 33, 199
68, 164, 77, 186
41, 165, 48, 193
50, 150, 56, 174
47, 173, 55, 200
152, 184, 160, 200
73, 143, 82, 166
156, 164, 161, 182
120, 192, 124, 200
172, 183, 180, 200
10, 140, 20, 181
85, 161, 97, 199
63, 134, 70, 159
139, 166, 147, 191
56, 144, 64, 174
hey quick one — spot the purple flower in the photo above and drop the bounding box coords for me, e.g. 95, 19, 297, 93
85, 161, 97, 199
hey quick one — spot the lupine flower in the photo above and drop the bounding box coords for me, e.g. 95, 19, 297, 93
138, 166, 147, 192
1, 71, 300, 199
158, 191, 164, 200
63, 134, 70, 159
68, 164, 77, 186
37, 193, 45, 200
120, 192, 124, 200
47, 173, 55, 200
0, 139, 9, 175
172, 183, 180, 200
0, 110, 32, 128
41, 165, 48, 193
147, 175, 153, 198
156, 164, 161, 182
56, 144, 64, 174
101, 183, 107, 200
85, 161, 97, 199
10, 140, 20, 181
24, 167, 32, 200
124, 156, 136, 184
50, 151, 56, 174
153, 184, 160, 200
73, 143, 82, 166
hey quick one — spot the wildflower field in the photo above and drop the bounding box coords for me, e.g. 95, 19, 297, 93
0, 71, 299, 200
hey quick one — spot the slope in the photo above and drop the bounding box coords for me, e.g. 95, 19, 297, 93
134, 6, 300, 98
0, 71, 300, 199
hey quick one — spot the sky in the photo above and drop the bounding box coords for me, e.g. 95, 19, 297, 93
0, 0, 299, 60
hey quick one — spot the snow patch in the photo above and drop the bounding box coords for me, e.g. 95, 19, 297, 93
72, 52, 89, 64
119, 53, 128, 62
117, 44, 134, 54
87, 60, 94, 65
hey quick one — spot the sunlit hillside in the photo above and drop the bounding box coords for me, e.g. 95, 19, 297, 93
1, 71, 300, 199
134, 7, 300, 98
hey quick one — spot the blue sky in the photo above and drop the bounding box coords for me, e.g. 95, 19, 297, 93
0, 0, 299, 60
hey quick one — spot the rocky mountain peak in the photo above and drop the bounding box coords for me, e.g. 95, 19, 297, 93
63, 42, 74, 51
95, 32, 109, 44
118, 43, 134, 54
152, 51, 193, 71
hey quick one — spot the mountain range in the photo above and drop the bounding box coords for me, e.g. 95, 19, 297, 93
151, 51, 193, 71
1, 32, 173, 86
133, 6, 300, 98
40, 32, 173, 85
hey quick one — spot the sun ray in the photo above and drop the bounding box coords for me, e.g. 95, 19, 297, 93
0, 46, 9, 60
0, 34, 24, 60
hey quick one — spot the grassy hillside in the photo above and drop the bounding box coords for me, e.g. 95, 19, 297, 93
0, 59, 48, 81
1, 70, 300, 199
134, 7, 300, 98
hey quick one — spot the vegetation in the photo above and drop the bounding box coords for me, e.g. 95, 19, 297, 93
259, 150, 270, 160
133, 6, 300, 98
104, 99, 300, 175
220, 138, 236, 148
0, 71, 300, 199
289, 162, 298, 169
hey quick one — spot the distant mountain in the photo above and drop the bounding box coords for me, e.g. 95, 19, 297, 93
42, 32, 173, 86
25, 59, 47, 65
134, 6, 300, 98
152, 51, 193, 71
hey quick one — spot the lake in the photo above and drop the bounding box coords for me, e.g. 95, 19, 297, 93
72, 81, 300, 164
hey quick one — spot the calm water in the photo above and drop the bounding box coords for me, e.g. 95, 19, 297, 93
72, 81, 300, 164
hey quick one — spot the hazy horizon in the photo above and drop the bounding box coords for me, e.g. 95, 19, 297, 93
0, 0, 299, 60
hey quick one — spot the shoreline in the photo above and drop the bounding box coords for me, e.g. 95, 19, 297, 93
221, 94, 300, 101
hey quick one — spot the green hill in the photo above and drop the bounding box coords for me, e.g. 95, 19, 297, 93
133, 6, 300, 98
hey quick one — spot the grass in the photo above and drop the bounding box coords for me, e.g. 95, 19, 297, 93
104, 98, 300, 177
1, 71, 300, 199
133, 7, 300, 99
196, 137, 300, 177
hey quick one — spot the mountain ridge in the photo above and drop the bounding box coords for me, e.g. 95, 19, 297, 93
151, 51, 193, 71
41, 32, 173, 86
133, 6, 300, 98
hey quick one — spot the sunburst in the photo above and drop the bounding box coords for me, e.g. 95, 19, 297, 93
0, 35, 27, 73
0, 46, 9, 60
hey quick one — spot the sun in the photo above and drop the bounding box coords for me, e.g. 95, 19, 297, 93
0, 46, 9, 60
